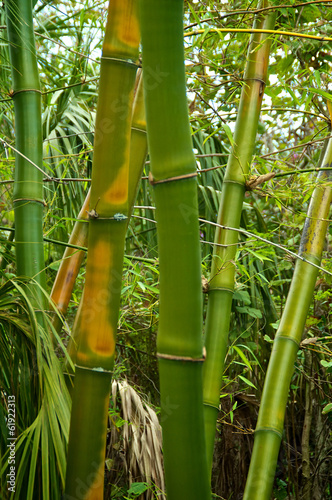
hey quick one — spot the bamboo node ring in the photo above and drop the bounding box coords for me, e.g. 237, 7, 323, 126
14, 197, 47, 206
131, 126, 147, 134
242, 77, 266, 95
87, 212, 128, 221
157, 347, 206, 363
75, 364, 113, 374
100, 55, 139, 68
149, 171, 197, 186
242, 77, 266, 86
9, 89, 42, 98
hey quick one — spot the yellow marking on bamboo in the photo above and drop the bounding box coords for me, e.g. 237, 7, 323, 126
117, 3, 140, 48
102, 161, 129, 205
83, 460, 105, 500
79, 239, 116, 358
104, 1, 140, 55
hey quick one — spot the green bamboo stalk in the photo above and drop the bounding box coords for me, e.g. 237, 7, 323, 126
64, 2, 140, 498
202, 1, 276, 470
5, 0, 46, 303
140, 1, 210, 498
243, 139, 332, 500
128, 69, 148, 214
51, 71, 146, 357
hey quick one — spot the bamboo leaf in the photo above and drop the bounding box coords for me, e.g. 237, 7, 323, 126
232, 345, 253, 371
322, 403, 332, 414
238, 375, 257, 389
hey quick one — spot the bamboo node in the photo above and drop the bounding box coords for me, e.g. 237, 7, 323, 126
131, 126, 147, 134
14, 197, 47, 206
87, 212, 128, 221
75, 364, 112, 374
246, 172, 275, 190
9, 88, 42, 98
157, 348, 206, 363
242, 77, 266, 94
149, 171, 197, 186
100, 55, 139, 68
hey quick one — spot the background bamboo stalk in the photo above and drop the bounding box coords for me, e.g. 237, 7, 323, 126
5, 0, 47, 307
51, 189, 90, 333
202, 0, 276, 470
140, 1, 210, 498
243, 139, 332, 500
64, 2, 140, 497
301, 350, 314, 500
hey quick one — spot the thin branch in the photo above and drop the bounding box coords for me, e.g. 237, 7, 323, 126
273, 167, 332, 178
198, 219, 332, 277
184, 1, 332, 28
194, 90, 227, 123
35, 32, 100, 63
0, 138, 54, 180
42, 77, 98, 95
125, 210, 332, 277
261, 134, 332, 159
184, 28, 332, 43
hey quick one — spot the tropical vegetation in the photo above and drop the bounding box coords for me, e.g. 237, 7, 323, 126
0, 1, 332, 499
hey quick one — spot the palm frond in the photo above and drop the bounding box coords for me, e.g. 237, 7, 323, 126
0, 278, 70, 500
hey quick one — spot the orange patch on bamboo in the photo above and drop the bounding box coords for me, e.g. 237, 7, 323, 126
79, 239, 116, 358
104, 2, 139, 55
103, 162, 129, 205
83, 460, 105, 500
117, 5, 140, 48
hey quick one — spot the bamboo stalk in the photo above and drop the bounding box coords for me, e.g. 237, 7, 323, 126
301, 350, 314, 500
243, 139, 332, 500
5, 0, 47, 305
140, 1, 210, 498
51, 72, 147, 372
202, 1, 276, 471
64, 2, 140, 497
50, 190, 90, 333
51, 71, 146, 336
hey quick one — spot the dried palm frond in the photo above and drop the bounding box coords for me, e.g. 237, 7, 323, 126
106, 379, 165, 499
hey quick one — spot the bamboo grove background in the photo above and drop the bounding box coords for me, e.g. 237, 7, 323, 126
0, 0, 332, 499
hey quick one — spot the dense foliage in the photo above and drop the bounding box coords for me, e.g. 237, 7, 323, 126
0, 1, 332, 499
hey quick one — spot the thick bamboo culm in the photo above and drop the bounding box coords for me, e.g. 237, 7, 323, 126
52, 73, 146, 378
6, 0, 47, 305
64, 2, 140, 498
202, 0, 276, 471
51, 71, 146, 336
243, 138, 332, 500
140, 1, 210, 498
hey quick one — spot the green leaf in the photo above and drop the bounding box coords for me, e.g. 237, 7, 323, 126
320, 359, 332, 368
221, 123, 235, 147
306, 87, 332, 102
235, 306, 262, 319
238, 375, 256, 389
127, 482, 149, 497
314, 70, 321, 87
233, 289, 251, 305
232, 345, 252, 371
322, 403, 332, 414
